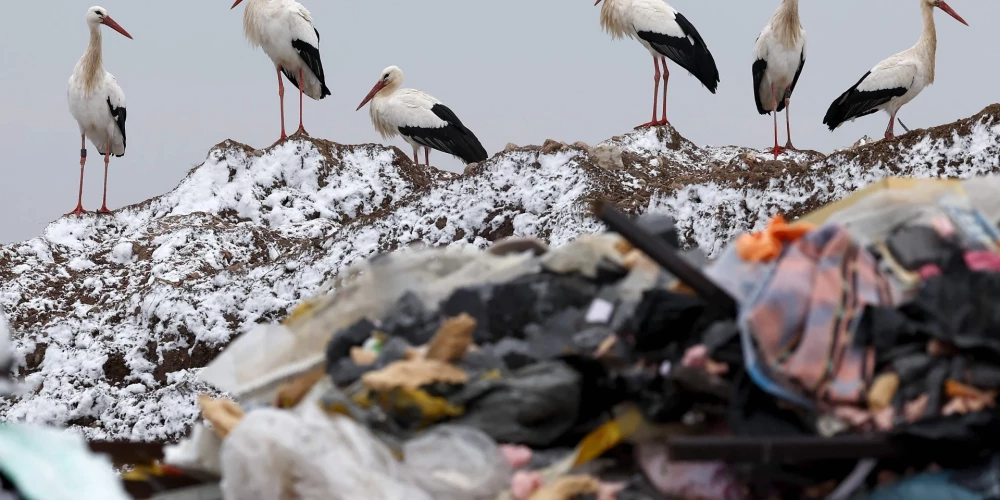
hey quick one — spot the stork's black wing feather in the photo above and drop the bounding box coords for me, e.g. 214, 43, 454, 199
752, 58, 768, 115
285, 37, 331, 98
398, 104, 489, 165
635, 12, 720, 93
822, 71, 909, 131
106, 97, 126, 157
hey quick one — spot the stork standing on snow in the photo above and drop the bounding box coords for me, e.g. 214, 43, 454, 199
596, 0, 720, 128
231, 0, 331, 141
356, 66, 488, 166
823, 0, 968, 139
752, 0, 806, 159
66, 6, 132, 215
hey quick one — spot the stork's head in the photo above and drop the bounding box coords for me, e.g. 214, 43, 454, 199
86, 6, 133, 39
356, 66, 404, 111
930, 0, 969, 26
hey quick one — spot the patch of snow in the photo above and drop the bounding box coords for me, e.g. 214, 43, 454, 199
2, 108, 998, 440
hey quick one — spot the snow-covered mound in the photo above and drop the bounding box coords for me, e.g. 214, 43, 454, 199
2, 104, 1000, 441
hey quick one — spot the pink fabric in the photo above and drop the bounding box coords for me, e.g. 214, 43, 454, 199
918, 251, 1000, 280
511, 471, 542, 500
918, 264, 942, 280
499, 444, 533, 469
636, 442, 746, 500
682, 345, 709, 368
965, 250, 1000, 271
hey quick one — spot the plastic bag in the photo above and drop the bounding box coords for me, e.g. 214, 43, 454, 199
220, 405, 432, 500
449, 360, 582, 447
636, 441, 746, 500
0, 423, 130, 500
402, 425, 512, 500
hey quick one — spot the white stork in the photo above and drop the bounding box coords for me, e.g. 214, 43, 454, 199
595, 0, 720, 128
231, 0, 331, 141
355, 66, 488, 166
823, 0, 968, 139
752, 0, 806, 159
66, 6, 132, 215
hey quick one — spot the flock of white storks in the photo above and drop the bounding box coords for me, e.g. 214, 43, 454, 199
65, 0, 967, 214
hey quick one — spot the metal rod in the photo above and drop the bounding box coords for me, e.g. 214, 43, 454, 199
592, 200, 738, 318
668, 434, 904, 463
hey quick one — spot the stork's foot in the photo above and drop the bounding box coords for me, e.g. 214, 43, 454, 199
769, 145, 786, 159
98, 206, 112, 214
66, 205, 87, 216
295, 125, 309, 136
784, 141, 796, 150
634, 119, 669, 129
884, 131, 895, 139
271, 133, 290, 148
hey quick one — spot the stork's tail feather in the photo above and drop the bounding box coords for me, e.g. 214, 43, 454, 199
321, 83, 331, 98
694, 52, 720, 94
458, 132, 489, 164
823, 85, 867, 132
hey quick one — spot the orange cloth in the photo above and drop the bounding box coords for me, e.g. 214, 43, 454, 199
736, 214, 815, 262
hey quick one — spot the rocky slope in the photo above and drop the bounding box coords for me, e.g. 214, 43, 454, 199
3, 105, 1000, 441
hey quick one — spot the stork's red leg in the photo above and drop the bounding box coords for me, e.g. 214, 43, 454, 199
296, 68, 308, 136
885, 112, 897, 139
413, 149, 420, 165
784, 95, 795, 149
769, 84, 784, 159
98, 150, 111, 213
636, 58, 662, 129
660, 57, 670, 125
425, 148, 430, 166
68, 137, 87, 216
277, 68, 287, 141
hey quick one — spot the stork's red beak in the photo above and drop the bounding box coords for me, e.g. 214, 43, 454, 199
102, 16, 133, 40
356, 81, 387, 111
231, 0, 243, 9
937, 1, 969, 26
594, 0, 603, 5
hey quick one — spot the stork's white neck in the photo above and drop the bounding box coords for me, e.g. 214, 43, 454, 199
917, 0, 937, 83
79, 24, 104, 97
773, 0, 802, 47
242, 0, 271, 47
368, 81, 403, 140
600, 0, 632, 40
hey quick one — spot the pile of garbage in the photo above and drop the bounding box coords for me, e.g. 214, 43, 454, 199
15, 175, 1000, 499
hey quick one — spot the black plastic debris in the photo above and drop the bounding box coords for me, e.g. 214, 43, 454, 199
382, 291, 439, 345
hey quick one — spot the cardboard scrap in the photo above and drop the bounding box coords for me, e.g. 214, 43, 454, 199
361, 359, 468, 392
425, 313, 476, 363
198, 394, 245, 439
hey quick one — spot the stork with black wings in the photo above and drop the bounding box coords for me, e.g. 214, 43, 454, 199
823, 0, 968, 139
232, 0, 332, 141
595, 0, 720, 128
356, 66, 488, 167
752, 0, 806, 159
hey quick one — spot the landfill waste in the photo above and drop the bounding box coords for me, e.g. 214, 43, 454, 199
122, 174, 1000, 500
18, 174, 1000, 498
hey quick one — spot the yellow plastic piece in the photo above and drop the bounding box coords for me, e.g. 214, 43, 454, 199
572, 405, 644, 467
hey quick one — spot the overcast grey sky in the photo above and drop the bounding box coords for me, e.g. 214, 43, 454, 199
0, 0, 994, 243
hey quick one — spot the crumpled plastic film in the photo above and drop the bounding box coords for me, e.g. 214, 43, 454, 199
201, 247, 542, 403
219, 405, 432, 500
402, 425, 513, 500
